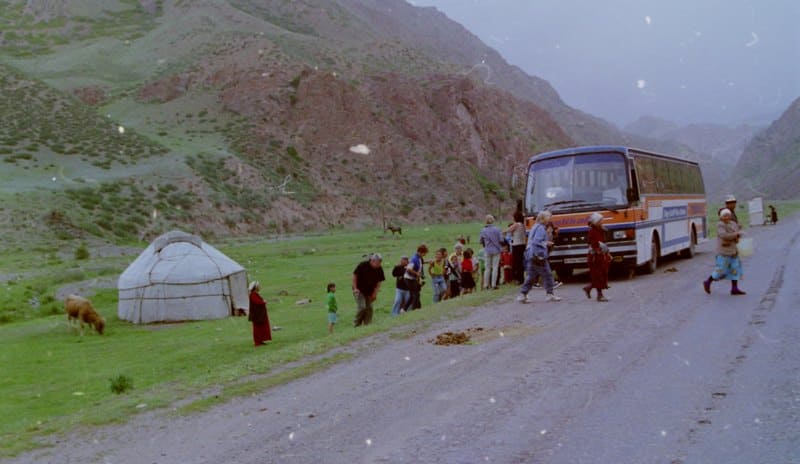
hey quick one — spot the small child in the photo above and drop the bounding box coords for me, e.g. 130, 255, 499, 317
460, 249, 477, 294
500, 243, 513, 284
326, 282, 337, 334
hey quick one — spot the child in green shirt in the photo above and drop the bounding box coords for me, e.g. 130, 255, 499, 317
326, 282, 338, 334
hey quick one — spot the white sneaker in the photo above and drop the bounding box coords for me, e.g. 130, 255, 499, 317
553, 281, 563, 289
516, 294, 529, 303
546, 293, 562, 302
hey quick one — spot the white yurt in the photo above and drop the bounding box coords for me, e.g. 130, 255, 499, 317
118, 230, 249, 324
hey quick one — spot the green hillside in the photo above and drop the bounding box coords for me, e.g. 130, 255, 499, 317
0, 0, 575, 249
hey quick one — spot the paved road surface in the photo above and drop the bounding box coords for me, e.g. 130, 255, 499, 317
10, 214, 799, 464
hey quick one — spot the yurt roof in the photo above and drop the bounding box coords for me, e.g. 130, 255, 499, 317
118, 230, 245, 290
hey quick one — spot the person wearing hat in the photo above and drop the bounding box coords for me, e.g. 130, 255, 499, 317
352, 253, 386, 326
479, 214, 504, 290
582, 212, 611, 302
248, 280, 272, 346
719, 195, 739, 225
703, 208, 746, 295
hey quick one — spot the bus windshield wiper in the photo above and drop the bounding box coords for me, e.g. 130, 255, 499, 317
582, 202, 622, 212
543, 200, 588, 209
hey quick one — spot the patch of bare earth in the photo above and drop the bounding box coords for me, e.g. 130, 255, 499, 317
432, 324, 541, 345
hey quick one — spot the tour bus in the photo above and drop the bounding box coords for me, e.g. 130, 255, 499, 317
524, 145, 707, 278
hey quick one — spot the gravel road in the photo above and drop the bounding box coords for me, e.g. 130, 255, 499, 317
9, 214, 800, 464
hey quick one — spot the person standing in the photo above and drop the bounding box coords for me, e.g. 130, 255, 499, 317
516, 211, 562, 303
390, 256, 411, 316
248, 281, 272, 346
352, 253, 386, 327
428, 248, 448, 303
500, 242, 513, 284
703, 208, 746, 295
447, 243, 464, 298
719, 195, 740, 225
326, 282, 338, 334
582, 212, 611, 302
768, 204, 778, 224
446, 251, 462, 298
504, 211, 527, 284
479, 215, 503, 290
404, 244, 428, 310
460, 248, 477, 294
545, 214, 563, 288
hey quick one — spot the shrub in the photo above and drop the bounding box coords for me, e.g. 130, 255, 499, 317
109, 374, 133, 394
74, 243, 90, 260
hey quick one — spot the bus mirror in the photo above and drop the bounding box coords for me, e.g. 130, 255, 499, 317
626, 188, 638, 202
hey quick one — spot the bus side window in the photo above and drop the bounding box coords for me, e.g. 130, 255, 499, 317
628, 169, 640, 202
635, 157, 656, 194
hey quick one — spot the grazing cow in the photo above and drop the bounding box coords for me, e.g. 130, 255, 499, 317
386, 225, 402, 236
64, 294, 105, 335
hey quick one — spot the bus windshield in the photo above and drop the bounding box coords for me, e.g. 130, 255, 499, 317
526, 152, 629, 214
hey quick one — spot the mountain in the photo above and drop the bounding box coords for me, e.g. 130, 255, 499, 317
624, 116, 758, 164
0, 0, 687, 246
732, 97, 800, 200
624, 115, 761, 200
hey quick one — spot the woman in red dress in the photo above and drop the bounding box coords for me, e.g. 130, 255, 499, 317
248, 281, 272, 346
583, 213, 611, 302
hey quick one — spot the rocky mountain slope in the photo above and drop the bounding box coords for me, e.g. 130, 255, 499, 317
0, 0, 574, 245
732, 97, 800, 200
0, 0, 753, 246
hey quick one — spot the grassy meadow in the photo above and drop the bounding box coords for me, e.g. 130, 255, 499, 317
3, 202, 799, 457
0, 221, 507, 457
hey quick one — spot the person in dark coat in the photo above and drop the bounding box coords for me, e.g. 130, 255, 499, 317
248, 281, 272, 346
352, 253, 386, 326
768, 204, 778, 224
582, 212, 611, 302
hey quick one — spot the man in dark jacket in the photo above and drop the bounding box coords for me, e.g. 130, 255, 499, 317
352, 253, 386, 327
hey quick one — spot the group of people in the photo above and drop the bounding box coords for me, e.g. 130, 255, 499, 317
246, 194, 764, 346
514, 210, 610, 304
388, 241, 487, 317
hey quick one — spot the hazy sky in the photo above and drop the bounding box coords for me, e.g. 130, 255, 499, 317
410, 0, 800, 127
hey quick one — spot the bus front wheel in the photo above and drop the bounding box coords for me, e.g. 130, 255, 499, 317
682, 228, 697, 259
643, 238, 659, 274
554, 266, 573, 282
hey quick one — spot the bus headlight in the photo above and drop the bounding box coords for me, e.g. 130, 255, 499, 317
612, 229, 634, 240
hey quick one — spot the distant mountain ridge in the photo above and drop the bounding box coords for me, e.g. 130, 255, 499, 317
733, 97, 800, 200
624, 115, 762, 200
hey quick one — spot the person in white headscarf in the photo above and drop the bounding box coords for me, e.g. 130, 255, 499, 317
703, 208, 746, 295
582, 212, 611, 302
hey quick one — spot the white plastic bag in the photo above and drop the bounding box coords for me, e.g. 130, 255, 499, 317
738, 237, 754, 257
